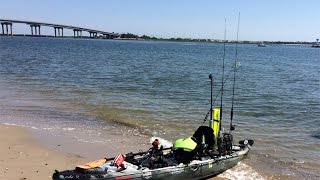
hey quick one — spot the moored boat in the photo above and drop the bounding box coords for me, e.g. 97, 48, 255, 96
257, 41, 266, 47
311, 38, 320, 48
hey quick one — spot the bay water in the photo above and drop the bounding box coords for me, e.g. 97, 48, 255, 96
0, 36, 319, 179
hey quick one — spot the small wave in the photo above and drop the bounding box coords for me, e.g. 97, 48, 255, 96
218, 162, 265, 180
3, 123, 18, 126
2, 123, 39, 130
3, 123, 28, 128
62, 127, 75, 131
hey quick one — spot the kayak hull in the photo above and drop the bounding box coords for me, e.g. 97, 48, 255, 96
52, 145, 250, 180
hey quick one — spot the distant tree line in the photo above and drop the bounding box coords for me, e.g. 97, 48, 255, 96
120, 33, 216, 42
120, 33, 138, 39
120, 33, 157, 40
119, 33, 314, 44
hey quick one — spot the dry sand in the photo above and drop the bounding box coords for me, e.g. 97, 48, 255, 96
0, 124, 88, 180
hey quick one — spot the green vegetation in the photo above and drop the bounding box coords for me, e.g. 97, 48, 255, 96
119, 33, 313, 44
120, 33, 217, 42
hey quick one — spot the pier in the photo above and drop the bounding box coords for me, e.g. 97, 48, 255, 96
0, 19, 120, 39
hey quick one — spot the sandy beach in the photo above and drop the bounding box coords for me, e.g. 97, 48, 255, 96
0, 124, 89, 180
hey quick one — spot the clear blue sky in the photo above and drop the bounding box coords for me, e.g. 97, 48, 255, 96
0, 0, 319, 42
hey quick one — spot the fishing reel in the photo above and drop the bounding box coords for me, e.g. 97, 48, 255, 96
230, 124, 236, 131
239, 139, 254, 146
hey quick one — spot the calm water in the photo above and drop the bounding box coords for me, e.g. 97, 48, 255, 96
0, 36, 319, 179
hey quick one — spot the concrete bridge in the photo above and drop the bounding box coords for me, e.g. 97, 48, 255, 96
0, 18, 120, 39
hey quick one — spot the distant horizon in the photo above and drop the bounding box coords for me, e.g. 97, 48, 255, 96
1, 33, 317, 44
0, 0, 319, 42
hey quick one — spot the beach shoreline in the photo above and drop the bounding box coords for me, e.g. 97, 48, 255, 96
0, 124, 90, 180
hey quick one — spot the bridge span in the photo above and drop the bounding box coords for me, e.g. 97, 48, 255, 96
0, 19, 120, 39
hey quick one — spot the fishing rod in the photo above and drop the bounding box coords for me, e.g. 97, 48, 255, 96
209, 74, 213, 121
230, 12, 241, 131
203, 16, 241, 123
219, 18, 227, 131
203, 63, 238, 123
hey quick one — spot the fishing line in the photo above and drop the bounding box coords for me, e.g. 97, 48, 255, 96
219, 18, 227, 130
230, 12, 241, 131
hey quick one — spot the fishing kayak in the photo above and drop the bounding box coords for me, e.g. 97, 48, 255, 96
52, 139, 253, 180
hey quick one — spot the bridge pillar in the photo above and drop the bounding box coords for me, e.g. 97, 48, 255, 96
1, 23, 3, 35
76, 30, 81, 37
1, 22, 13, 35
89, 32, 98, 38
36, 25, 40, 35
54, 27, 63, 37
103, 34, 110, 39
73, 29, 82, 38
30, 24, 41, 36
6, 24, 8, 35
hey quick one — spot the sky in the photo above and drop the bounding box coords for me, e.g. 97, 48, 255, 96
0, 0, 319, 42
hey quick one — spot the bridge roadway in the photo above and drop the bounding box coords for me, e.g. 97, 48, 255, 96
0, 18, 120, 38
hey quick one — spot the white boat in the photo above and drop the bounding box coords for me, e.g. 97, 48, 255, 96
311, 39, 320, 48
257, 42, 266, 47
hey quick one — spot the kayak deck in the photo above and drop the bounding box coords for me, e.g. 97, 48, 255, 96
52, 144, 251, 180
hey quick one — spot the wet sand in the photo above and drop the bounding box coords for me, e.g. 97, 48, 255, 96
0, 124, 88, 180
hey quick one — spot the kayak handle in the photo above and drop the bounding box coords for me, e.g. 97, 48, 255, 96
190, 164, 200, 171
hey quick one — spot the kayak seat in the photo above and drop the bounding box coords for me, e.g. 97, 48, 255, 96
192, 126, 215, 150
